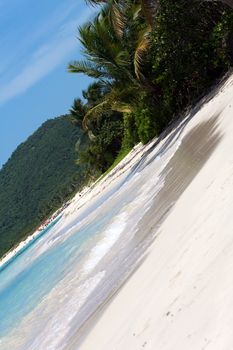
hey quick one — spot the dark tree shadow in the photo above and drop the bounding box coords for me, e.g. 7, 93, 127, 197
134, 114, 223, 242
128, 70, 231, 176
65, 115, 223, 349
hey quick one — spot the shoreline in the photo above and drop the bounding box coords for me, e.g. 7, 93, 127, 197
0, 73, 232, 349
0, 214, 63, 273
3, 68, 225, 275
0, 199, 72, 272
0, 136, 160, 350
68, 74, 233, 349
0, 141, 150, 275
1, 73, 233, 349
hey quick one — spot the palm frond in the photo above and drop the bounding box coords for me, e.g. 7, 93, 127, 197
76, 7, 135, 83
110, 2, 126, 39
82, 100, 110, 130
134, 27, 151, 80
85, 0, 107, 6
68, 60, 111, 79
111, 102, 133, 113
82, 83, 139, 130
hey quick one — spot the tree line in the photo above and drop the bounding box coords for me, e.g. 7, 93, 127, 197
68, 0, 233, 174
1, 0, 232, 259
0, 117, 86, 258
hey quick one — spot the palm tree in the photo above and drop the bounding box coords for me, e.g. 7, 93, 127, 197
69, 98, 86, 126
69, 1, 158, 128
85, 0, 159, 29
68, 6, 136, 126
82, 1, 160, 81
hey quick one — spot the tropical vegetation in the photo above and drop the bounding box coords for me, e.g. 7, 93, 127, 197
0, 116, 86, 258
68, 0, 233, 173
1, 0, 233, 259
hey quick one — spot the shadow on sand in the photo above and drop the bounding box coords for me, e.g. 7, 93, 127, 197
135, 114, 223, 242
129, 70, 231, 176
65, 113, 224, 350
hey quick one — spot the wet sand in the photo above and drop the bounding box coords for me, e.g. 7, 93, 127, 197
68, 73, 233, 349
2, 70, 233, 350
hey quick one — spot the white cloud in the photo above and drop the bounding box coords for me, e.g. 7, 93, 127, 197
0, 5, 93, 105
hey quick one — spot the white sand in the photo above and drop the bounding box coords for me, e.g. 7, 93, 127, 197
2, 72, 233, 350
78, 74, 233, 349
0, 120, 154, 275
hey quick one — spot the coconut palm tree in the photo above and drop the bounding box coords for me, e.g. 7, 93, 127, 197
69, 2, 154, 129
81, 1, 160, 83
69, 98, 86, 126
86, 0, 159, 27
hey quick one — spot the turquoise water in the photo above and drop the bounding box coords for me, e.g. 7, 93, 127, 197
0, 165, 160, 350
0, 216, 62, 274
0, 204, 118, 339
0, 114, 196, 349
0, 138, 172, 350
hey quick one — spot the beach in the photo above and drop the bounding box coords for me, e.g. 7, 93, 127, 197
69, 73, 233, 349
0, 73, 233, 349
0, 119, 161, 349
0, 207, 65, 272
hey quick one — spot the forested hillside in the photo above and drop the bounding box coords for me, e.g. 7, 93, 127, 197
0, 116, 86, 258
1, 0, 233, 258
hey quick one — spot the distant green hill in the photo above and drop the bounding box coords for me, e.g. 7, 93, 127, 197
0, 115, 86, 258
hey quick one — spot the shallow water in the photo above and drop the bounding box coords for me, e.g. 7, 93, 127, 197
0, 115, 221, 350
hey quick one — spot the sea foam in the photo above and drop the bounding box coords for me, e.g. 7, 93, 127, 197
82, 212, 127, 274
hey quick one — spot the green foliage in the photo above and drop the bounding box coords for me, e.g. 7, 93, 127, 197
68, 1, 155, 127
101, 146, 132, 179
134, 107, 156, 144
71, 0, 232, 157
69, 0, 233, 182
118, 113, 138, 150
74, 83, 124, 174
127, 93, 157, 144
91, 117, 123, 164
2, 0, 233, 259
0, 116, 86, 258
69, 98, 87, 126
150, 0, 233, 130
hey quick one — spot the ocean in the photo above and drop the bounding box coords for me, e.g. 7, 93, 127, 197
0, 125, 187, 349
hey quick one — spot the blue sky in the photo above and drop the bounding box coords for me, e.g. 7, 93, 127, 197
0, 0, 95, 168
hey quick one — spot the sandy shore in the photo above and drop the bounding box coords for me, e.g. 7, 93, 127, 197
63, 73, 233, 349
1, 73, 233, 350
0, 138, 147, 272
0, 208, 65, 271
